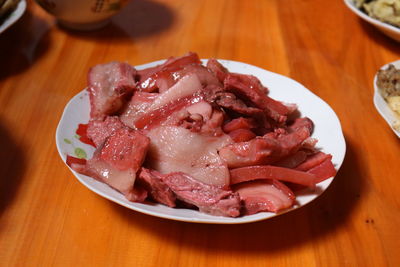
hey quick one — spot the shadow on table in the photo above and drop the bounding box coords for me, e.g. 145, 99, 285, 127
0, 9, 52, 81
111, 134, 365, 253
0, 120, 25, 220
60, 0, 174, 41
358, 19, 400, 54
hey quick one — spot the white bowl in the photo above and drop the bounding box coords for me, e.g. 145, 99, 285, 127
344, 0, 400, 42
35, 0, 129, 30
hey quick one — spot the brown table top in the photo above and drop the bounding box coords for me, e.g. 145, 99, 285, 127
1, 0, 399, 266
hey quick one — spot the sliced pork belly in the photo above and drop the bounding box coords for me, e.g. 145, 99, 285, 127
87, 62, 136, 119
134, 74, 203, 129
120, 92, 158, 128
137, 168, 176, 207
87, 116, 124, 147
70, 128, 150, 201
219, 126, 311, 168
146, 74, 202, 112
137, 52, 201, 92
163, 172, 241, 217
146, 126, 232, 186
233, 180, 295, 215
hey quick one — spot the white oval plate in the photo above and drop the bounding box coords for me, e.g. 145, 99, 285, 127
373, 59, 400, 138
344, 0, 400, 42
0, 0, 26, 34
56, 59, 346, 224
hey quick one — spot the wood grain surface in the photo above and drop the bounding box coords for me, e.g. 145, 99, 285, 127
1, 0, 400, 266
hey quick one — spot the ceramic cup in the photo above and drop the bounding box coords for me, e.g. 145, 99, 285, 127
35, 0, 130, 30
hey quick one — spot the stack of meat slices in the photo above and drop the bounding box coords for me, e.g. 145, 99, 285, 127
66, 52, 336, 217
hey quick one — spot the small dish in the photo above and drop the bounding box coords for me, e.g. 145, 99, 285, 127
373, 59, 400, 138
0, 0, 26, 34
56, 59, 346, 224
343, 0, 400, 42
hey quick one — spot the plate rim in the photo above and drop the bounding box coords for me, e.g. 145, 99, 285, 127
56, 59, 346, 224
0, 0, 27, 34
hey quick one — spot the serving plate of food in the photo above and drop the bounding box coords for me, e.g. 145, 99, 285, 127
56, 53, 346, 224
344, 0, 400, 42
0, 0, 26, 34
374, 60, 400, 137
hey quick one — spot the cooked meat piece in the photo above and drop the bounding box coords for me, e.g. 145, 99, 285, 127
219, 126, 311, 168
120, 92, 158, 128
70, 128, 150, 200
87, 62, 136, 119
203, 85, 264, 116
274, 150, 308, 169
137, 168, 176, 207
146, 126, 232, 186
222, 117, 258, 133
224, 73, 291, 122
229, 165, 318, 187
233, 180, 295, 215
134, 74, 203, 129
87, 116, 124, 147
288, 117, 314, 134
137, 52, 201, 92
295, 152, 332, 171
228, 129, 256, 142
206, 58, 229, 83
163, 172, 241, 217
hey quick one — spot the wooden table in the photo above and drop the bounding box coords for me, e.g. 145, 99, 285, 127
1, 0, 399, 266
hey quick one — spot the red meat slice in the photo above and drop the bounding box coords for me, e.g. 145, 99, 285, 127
222, 117, 257, 133
126, 186, 148, 203
137, 168, 176, 207
87, 62, 136, 119
163, 172, 241, 217
206, 88, 264, 117
274, 150, 308, 169
146, 126, 231, 187
307, 158, 336, 182
229, 165, 318, 187
69, 128, 150, 201
120, 92, 158, 128
224, 73, 291, 122
228, 129, 256, 142
87, 116, 124, 147
295, 152, 332, 171
233, 180, 295, 214
100, 128, 150, 171
219, 126, 311, 168
206, 58, 229, 83
137, 52, 201, 92
288, 117, 314, 133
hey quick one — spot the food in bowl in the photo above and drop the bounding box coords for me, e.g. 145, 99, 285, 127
377, 63, 400, 130
66, 52, 337, 217
353, 0, 400, 28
